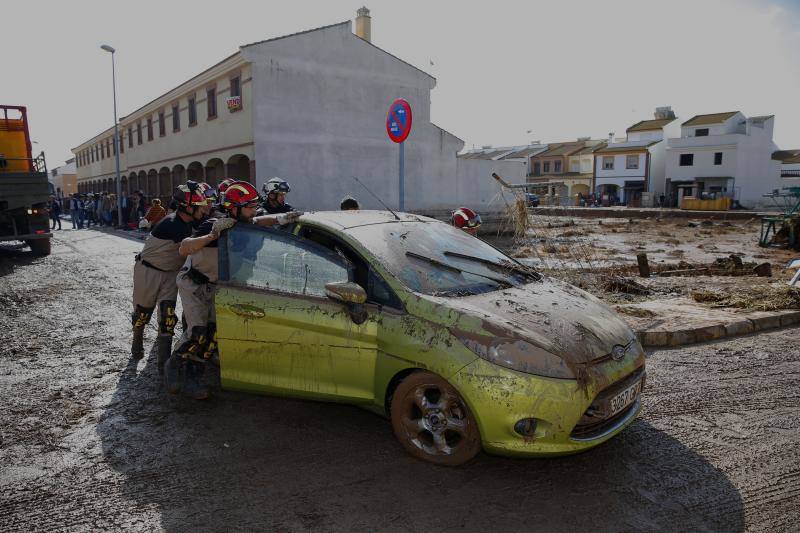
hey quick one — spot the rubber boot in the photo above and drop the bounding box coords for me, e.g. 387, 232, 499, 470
164, 355, 185, 394
131, 327, 145, 359
156, 335, 173, 375
183, 361, 209, 400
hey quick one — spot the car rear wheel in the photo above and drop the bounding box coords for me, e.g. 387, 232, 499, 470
390, 371, 481, 466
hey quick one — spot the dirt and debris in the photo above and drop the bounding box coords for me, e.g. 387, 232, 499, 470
691, 284, 800, 311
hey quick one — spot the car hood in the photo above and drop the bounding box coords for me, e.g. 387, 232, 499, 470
440, 277, 635, 364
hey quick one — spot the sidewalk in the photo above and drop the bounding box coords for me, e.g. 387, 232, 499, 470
616, 296, 800, 347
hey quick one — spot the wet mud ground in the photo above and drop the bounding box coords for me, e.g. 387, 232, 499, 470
1, 228, 799, 532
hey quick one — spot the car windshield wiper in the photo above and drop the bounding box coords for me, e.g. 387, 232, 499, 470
443, 251, 542, 280
405, 251, 511, 286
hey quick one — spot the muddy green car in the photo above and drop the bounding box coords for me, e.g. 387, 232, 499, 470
215, 211, 645, 465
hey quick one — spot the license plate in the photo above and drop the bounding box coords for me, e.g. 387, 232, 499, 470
609, 379, 642, 416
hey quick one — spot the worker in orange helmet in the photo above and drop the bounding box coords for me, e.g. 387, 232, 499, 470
451, 207, 481, 236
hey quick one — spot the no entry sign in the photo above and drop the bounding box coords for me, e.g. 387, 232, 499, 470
386, 99, 413, 143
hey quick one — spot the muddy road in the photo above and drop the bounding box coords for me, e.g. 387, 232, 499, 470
1, 228, 799, 531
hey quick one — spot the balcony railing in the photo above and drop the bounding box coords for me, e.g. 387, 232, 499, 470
781, 170, 800, 178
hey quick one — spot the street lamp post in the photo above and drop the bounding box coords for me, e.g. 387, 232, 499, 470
101, 44, 123, 227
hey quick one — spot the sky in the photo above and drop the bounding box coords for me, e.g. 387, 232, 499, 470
2, 0, 799, 168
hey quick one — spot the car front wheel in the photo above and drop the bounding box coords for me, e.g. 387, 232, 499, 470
390, 371, 481, 466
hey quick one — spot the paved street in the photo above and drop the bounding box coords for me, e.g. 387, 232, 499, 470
1, 228, 799, 532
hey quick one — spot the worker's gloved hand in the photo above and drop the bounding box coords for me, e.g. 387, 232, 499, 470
277, 211, 304, 225
211, 217, 236, 237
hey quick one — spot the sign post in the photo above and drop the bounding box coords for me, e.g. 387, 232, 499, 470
386, 99, 412, 211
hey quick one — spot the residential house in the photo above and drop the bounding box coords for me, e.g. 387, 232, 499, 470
665, 112, 782, 208
593, 107, 679, 207
772, 150, 800, 180
529, 140, 605, 203
50, 159, 77, 197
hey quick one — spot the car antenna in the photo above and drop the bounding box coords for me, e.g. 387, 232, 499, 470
353, 177, 401, 220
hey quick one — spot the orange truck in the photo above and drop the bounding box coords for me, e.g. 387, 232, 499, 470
0, 105, 51, 255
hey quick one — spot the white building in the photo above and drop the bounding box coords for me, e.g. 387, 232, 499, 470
50, 159, 77, 197
593, 108, 679, 206
72, 9, 524, 212
664, 111, 782, 208
772, 150, 800, 182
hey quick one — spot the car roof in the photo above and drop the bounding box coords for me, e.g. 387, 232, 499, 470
298, 210, 440, 231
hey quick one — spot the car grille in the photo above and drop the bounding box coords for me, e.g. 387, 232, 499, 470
570, 367, 645, 441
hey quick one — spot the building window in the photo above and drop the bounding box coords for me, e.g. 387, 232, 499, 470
230, 76, 241, 98
137, 122, 143, 145
626, 155, 638, 169
543, 161, 551, 173
147, 117, 153, 141
172, 104, 180, 131
695, 128, 709, 137
680, 153, 694, 166
603, 156, 614, 170
714, 152, 723, 165
533, 162, 541, 176
112, 136, 116, 155
188, 96, 197, 126
207, 87, 217, 118
554, 160, 562, 173
100, 143, 105, 160
120, 135, 124, 154
570, 162, 580, 172
159, 111, 166, 136
90, 149, 94, 163
128, 127, 133, 147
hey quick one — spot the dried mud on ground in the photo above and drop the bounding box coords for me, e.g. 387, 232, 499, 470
489, 216, 800, 310
1, 229, 799, 531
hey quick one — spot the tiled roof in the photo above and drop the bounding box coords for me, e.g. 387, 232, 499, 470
500, 146, 548, 160
627, 118, 677, 132
571, 142, 607, 156
772, 150, 800, 164
595, 140, 660, 154
682, 111, 739, 127
533, 142, 584, 158
457, 149, 511, 160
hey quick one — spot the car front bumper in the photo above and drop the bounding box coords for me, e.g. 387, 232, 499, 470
451, 354, 645, 457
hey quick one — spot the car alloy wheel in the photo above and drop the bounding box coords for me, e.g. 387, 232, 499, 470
390, 371, 481, 466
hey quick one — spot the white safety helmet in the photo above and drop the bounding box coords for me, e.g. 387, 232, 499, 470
263, 177, 291, 196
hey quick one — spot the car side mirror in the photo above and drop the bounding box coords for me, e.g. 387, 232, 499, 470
325, 282, 368, 324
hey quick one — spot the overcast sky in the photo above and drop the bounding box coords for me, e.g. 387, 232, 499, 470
3, 0, 799, 167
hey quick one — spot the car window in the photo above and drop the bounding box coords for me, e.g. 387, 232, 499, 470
223, 225, 350, 297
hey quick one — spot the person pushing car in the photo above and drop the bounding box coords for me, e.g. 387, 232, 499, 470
164, 181, 303, 399
130, 181, 212, 371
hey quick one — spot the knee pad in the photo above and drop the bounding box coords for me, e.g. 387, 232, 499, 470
175, 326, 207, 361
202, 322, 217, 360
158, 300, 178, 335
131, 305, 154, 328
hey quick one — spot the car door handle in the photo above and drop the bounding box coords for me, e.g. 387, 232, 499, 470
229, 304, 266, 319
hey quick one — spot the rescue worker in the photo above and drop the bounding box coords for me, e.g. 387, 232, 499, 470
451, 207, 481, 236
165, 181, 303, 399
130, 181, 211, 371
261, 177, 294, 214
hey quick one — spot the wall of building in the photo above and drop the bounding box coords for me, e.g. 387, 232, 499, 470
595, 153, 647, 179
244, 22, 485, 212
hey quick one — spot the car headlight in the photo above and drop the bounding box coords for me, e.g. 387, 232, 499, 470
453, 332, 575, 379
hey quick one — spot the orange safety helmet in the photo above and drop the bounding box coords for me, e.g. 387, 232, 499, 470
451, 207, 481, 229
217, 178, 236, 196
222, 181, 260, 211
173, 182, 208, 207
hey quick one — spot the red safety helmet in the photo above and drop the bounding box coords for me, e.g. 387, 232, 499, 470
173, 183, 207, 208
451, 207, 481, 229
217, 178, 236, 195
222, 181, 260, 211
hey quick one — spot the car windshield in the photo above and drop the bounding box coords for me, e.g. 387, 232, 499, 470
346, 221, 536, 297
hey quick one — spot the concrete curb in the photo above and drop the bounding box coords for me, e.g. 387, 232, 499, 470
637, 310, 800, 348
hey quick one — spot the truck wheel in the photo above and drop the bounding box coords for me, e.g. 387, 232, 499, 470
27, 238, 51, 256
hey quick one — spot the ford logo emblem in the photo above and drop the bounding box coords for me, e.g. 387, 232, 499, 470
611, 345, 627, 361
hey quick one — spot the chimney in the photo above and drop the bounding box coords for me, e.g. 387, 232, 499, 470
608, 132, 614, 145
356, 7, 371, 42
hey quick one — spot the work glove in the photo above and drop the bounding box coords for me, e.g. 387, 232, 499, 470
276, 211, 304, 225
211, 217, 236, 237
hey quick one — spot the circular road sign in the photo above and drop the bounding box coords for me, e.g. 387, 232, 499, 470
386, 99, 413, 143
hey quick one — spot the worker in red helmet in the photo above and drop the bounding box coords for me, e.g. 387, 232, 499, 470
130, 181, 211, 371
451, 207, 481, 236
164, 181, 303, 399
